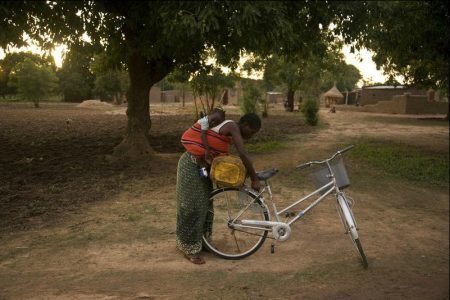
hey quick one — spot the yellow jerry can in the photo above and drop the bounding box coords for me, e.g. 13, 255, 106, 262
210, 155, 247, 187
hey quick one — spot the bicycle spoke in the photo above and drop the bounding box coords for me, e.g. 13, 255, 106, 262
231, 230, 241, 253
203, 188, 269, 259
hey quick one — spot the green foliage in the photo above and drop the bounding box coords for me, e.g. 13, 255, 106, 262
91, 53, 129, 103
58, 71, 92, 102
301, 98, 319, 126
94, 70, 129, 102
57, 43, 95, 102
240, 83, 262, 115
166, 68, 190, 84
154, 78, 174, 91
166, 68, 191, 107
0, 1, 369, 154
190, 67, 235, 115
320, 62, 362, 93
0, 2, 344, 80
334, 1, 449, 93
0, 52, 56, 98
350, 140, 449, 187
244, 39, 361, 112
8, 58, 58, 107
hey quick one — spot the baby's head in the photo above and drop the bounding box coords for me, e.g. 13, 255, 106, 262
209, 107, 226, 127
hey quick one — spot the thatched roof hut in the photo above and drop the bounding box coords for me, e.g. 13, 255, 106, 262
323, 84, 344, 107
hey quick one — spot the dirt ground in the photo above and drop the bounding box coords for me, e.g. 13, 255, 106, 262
0, 102, 448, 299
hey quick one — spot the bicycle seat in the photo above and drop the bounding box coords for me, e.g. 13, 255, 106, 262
256, 168, 279, 180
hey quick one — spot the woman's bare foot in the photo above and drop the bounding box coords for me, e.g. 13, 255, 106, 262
184, 253, 205, 264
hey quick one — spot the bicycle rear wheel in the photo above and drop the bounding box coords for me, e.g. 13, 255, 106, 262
202, 187, 269, 259
336, 194, 368, 269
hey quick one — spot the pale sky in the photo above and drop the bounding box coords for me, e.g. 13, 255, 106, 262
1, 44, 389, 87
342, 45, 389, 86
0, 43, 67, 68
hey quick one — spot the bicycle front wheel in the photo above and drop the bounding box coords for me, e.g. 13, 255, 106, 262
203, 187, 269, 259
336, 194, 368, 269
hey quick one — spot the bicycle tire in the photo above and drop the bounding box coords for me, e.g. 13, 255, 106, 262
202, 187, 269, 259
336, 194, 369, 269
355, 238, 368, 269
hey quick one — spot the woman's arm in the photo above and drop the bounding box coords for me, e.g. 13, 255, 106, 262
221, 122, 260, 191
200, 130, 212, 162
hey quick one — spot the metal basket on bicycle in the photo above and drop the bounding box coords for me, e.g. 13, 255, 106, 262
311, 157, 350, 195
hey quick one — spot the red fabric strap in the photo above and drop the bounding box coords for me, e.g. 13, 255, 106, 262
181, 123, 231, 158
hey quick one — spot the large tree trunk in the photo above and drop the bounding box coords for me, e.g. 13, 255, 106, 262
113, 52, 166, 160
182, 89, 185, 108
286, 89, 295, 112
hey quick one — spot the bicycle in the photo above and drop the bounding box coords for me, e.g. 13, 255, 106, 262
202, 145, 369, 269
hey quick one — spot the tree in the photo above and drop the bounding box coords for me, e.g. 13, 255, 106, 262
8, 58, 58, 107
320, 59, 362, 93
334, 1, 449, 93
0, 1, 368, 159
190, 67, 236, 117
91, 53, 129, 104
240, 81, 263, 115
93, 70, 128, 103
166, 68, 191, 108
58, 43, 95, 102
270, 55, 304, 112
244, 40, 355, 111
0, 51, 55, 98
244, 54, 310, 112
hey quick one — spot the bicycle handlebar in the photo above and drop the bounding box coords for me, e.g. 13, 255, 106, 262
337, 145, 354, 155
295, 145, 355, 170
295, 162, 312, 170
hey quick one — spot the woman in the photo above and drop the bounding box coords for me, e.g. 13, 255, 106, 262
176, 113, 262, 264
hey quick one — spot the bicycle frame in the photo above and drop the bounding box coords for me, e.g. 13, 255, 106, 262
226, 153, 347, 240
204, 145, 368, 267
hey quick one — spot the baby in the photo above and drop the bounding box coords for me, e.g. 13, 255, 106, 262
198, 107, 225, 162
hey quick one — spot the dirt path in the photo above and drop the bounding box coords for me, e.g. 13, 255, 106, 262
0, 105, 448, 299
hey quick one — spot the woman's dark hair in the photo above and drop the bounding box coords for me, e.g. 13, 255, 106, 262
239, 113, 261, 130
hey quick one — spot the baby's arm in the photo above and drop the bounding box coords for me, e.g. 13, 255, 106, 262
198, 116, 212, 162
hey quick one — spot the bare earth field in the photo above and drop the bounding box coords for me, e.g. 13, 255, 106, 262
0, 102, 448, 299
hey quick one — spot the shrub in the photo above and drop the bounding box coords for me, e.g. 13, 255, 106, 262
240, 84, 261, 115
301, 98, 319, 126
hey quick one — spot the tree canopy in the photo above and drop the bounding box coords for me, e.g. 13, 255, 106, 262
0, 51, 55, 98
58, 43, 95, 102
8, 57, 58, 107
2, 1, 345, 159
1, 1, 447, 158
190, 67, 236, 115
333, 1, 449, 92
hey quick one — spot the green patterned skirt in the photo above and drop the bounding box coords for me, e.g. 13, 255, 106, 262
176, 152, 213, 255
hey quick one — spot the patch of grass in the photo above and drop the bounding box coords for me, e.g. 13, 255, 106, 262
246, 140, 283, 154
124, 212, 143, 222
349, 139, 449, 187
366, 115, 449, 127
